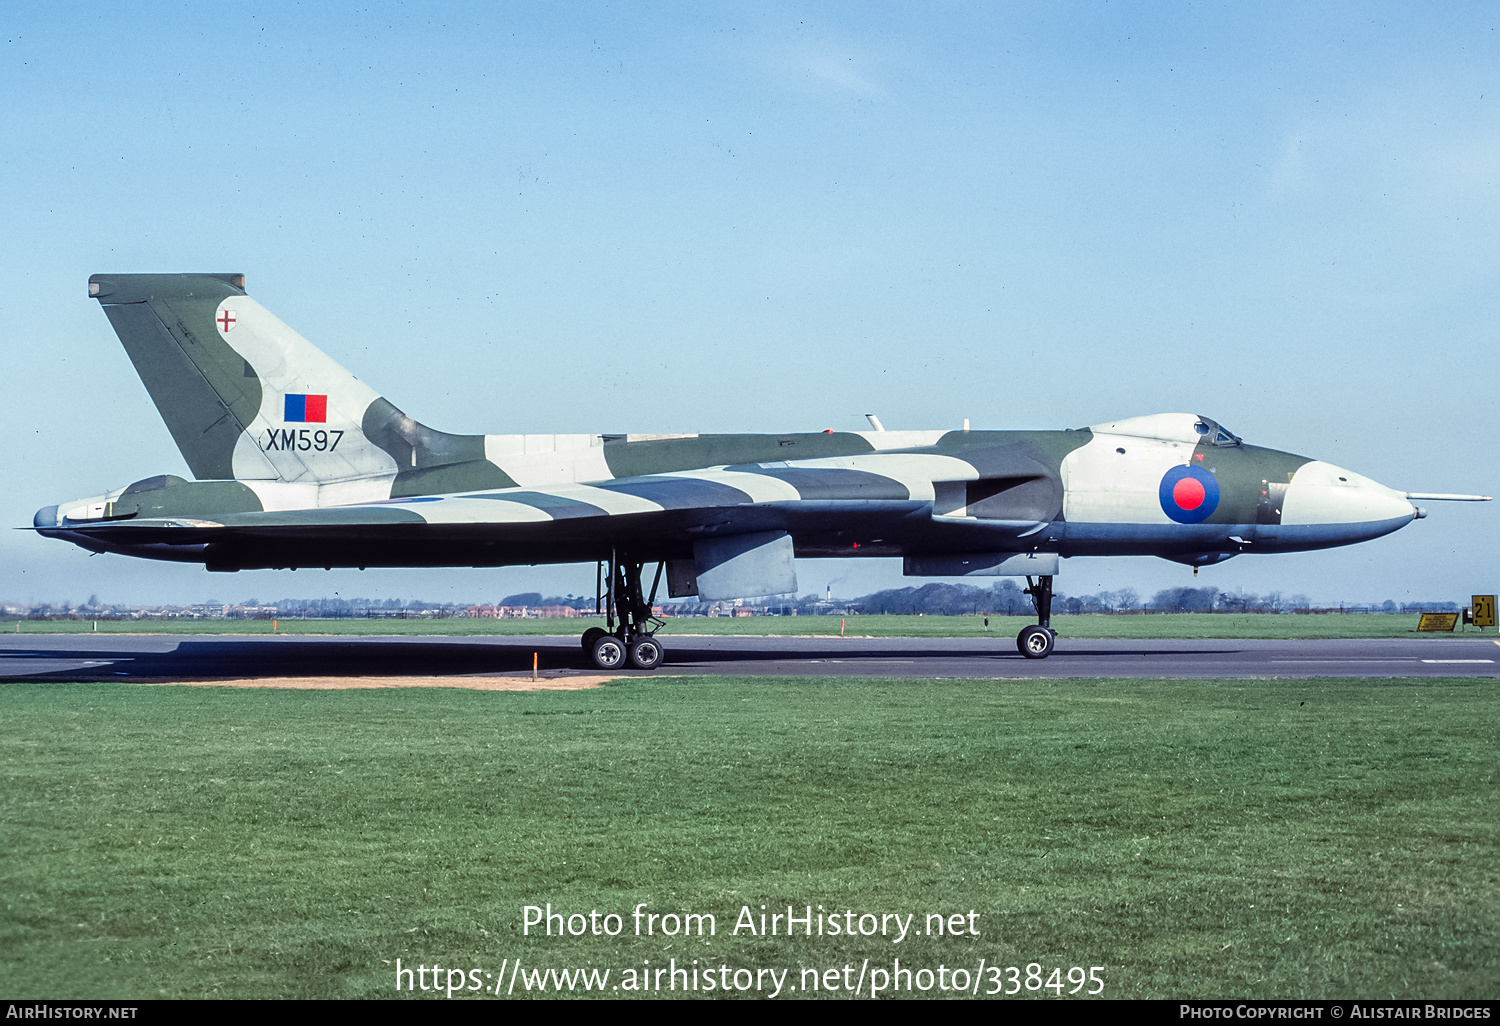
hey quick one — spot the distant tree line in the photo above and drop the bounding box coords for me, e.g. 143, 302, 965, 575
249, 587, 1462, 617
846, 582, 1459, 615
260, 592, 598, 617
10, 586, 1462, 620
855, 581, 1033, 615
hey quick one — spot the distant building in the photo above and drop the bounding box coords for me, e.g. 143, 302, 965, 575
467, 604, 582, 619
229, 605, 279, 619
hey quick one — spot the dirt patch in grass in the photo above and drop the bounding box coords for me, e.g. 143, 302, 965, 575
137, 675, 614, 690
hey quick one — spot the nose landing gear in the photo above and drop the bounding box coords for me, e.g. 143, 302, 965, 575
582, 555, 668, 671
1017, 574, 1056, 659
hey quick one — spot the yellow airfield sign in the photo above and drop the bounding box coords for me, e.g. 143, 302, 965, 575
1418, 612, 1459, 632
1472, 595, 1496, 629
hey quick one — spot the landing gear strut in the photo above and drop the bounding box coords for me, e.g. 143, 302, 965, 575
581, 555, 667, 671
1017, 574, 1056, 659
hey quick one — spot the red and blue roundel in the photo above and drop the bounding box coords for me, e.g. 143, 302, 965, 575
1159, 465, 1219, 524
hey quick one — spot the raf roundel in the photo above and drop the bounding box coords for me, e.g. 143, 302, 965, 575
1159, 464, 1220, 524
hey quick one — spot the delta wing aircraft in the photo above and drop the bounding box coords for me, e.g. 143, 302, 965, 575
35, 274, 1490, 668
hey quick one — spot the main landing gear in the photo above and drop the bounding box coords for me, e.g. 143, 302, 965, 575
580, 556, 667, 671
1017, 574, 1057, 659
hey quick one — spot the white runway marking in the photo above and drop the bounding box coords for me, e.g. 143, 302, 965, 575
1270, 659, 1413, 663
808, 659, 917, 663
1420, 659, 1495, 664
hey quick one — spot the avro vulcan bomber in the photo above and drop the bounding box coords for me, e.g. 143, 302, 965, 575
35, 274, 1489, 667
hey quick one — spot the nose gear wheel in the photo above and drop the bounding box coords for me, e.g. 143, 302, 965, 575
1017, 625, 1054, 658
1016, 574, 1057, 659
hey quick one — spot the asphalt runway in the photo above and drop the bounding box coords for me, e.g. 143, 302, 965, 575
0, 633, 1497, 681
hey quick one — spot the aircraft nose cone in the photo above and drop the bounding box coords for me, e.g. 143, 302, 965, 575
33, 505, 60, 529
1281, 462, 1417, 527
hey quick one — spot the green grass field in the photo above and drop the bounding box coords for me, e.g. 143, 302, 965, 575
2, 676, 1495, 999
5, 612, 1488, 639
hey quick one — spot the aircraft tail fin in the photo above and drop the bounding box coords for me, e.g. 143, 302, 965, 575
87, 273, 501, 490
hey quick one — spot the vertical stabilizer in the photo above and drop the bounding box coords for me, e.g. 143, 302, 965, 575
91, 274, 258, 480
89, 274, 402, 485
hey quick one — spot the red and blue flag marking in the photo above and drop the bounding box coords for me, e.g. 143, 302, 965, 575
284, 394, 328, 423
1159, 465, 1219, 524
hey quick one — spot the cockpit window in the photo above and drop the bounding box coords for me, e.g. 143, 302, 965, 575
1194, 417, 1242, 448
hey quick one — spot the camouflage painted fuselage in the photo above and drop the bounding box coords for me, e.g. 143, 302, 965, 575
36, 274, 1424, 590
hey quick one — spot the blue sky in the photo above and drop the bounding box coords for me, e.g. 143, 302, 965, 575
2, 2, 1496, 606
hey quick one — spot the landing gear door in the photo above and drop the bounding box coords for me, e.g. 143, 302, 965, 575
693, 531, 797, 602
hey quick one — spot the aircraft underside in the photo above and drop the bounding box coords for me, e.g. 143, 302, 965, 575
46, 505, 1417, 572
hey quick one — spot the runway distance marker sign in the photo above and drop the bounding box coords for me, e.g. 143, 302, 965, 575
1471, 595, 1495, 629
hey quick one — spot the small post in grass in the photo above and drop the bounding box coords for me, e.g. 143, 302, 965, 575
532, 652, 538, 682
